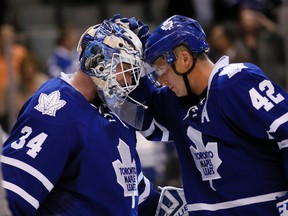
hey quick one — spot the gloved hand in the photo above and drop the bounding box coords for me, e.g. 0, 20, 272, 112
155, 186, 188, 216
109, 14, 151, 47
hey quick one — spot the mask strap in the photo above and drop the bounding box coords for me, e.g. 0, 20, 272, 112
171, 53, 198, 97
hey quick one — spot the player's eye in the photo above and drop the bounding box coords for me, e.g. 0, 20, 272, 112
122, 63, 132, 71
156, 67, 167, 77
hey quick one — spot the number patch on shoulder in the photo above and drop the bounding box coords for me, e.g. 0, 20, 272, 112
11, 126, 47, 158
249, 80, 284, 111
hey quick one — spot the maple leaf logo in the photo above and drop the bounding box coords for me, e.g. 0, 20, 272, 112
34, 90, 66, 116
112, 139, 138, 199
219, 63, 247, 78
187, 126, 222, 191
161, 20, 173, 31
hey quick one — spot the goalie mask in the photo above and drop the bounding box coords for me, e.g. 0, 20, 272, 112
77, 20, 145, 129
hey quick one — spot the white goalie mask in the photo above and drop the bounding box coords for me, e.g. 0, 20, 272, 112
77, 20, 145, 129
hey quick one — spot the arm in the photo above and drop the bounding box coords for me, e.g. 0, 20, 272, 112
138, 174, 160, 216
1, 110, 80, 215
219, 64, 288, 147
109, 14, 174, 142
218, 63, 288, 214
0, 125, 12, 216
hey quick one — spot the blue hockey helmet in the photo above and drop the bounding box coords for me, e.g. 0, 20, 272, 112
144, 15, 209, 66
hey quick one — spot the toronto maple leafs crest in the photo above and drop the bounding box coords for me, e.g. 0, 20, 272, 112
219, 63, 247, 78
112, 139, 138, 207
161, 19, 173, 31
34, 90, 66, 116
187, 126, 222, 191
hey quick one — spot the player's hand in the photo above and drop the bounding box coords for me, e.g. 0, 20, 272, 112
155, 186, 188, 216
109, 14, 151, 47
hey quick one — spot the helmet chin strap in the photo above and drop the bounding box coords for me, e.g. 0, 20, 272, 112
171, 54, 198, 97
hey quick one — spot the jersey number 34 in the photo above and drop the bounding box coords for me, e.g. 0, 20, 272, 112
11, 126, 48, 158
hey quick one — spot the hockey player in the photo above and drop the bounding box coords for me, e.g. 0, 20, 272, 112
1, 20, 160, 215
113, 15, 288, 215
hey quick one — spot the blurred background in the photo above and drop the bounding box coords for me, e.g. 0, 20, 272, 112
0, 0, 288, 187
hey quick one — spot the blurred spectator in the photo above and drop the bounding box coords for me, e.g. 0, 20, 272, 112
239, 7, 286, 88
212, 0, 286, 87
208, 21, 252, 63
15, 53, 49, 114
277, 1, 288, 90
213, 0, 282, 23
46, 25, 79, 77
239, 0, 282, 21
0, 24, 28, 132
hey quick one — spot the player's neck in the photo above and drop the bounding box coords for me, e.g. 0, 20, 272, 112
70, 70, 97, 102
189, 59, 214, 95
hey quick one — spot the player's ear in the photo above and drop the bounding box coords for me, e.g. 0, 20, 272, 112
180, 50, 192, 69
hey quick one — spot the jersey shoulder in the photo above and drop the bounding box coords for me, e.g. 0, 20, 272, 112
212, 62, 268, 90
20, 78, 98, 125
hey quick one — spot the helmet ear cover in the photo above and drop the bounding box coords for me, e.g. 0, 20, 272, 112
82, 41, 105, 73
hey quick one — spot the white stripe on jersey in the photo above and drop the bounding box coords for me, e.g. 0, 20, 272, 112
138, 171, 144, 182
140, 118, 170, 142
2, 180, 39, 209
138, 176, 151, 205
141, 118, 157, 137
1, 156, 53, 191
267, 112, 288, 139
278, 139, 288, 149
187, 191, 287, 212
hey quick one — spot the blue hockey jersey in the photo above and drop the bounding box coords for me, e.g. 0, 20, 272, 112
1, 74, 159, 216
140, 56, 288, 215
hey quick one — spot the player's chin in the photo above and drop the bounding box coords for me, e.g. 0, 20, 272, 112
171, 88, 182, 97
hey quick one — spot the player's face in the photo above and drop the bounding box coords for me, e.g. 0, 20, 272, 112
153, 58, 187, 97
115, 62, 133, 87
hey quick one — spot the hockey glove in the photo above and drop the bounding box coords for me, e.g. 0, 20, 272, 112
109, 14, 151, 47
155, 186, 188, 216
